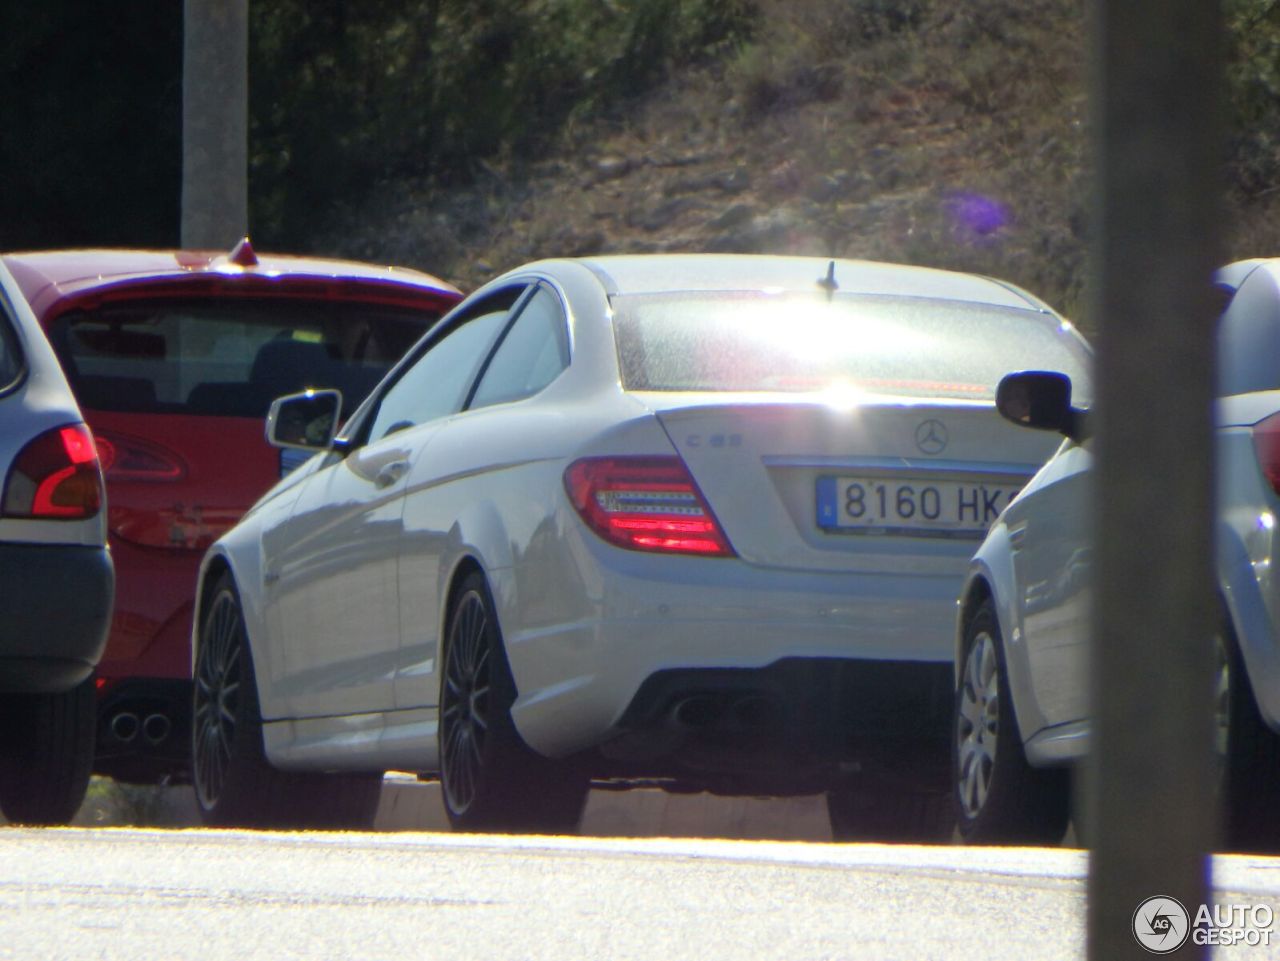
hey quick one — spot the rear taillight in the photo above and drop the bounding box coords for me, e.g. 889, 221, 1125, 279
2, 423, 105, 519
1254, 413, 1280, 496
94, 431, 185, 482
564, 456, 735, 557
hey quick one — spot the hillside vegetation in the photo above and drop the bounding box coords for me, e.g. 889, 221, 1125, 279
298, 0, 1280, 330
5, 0, 1278, 328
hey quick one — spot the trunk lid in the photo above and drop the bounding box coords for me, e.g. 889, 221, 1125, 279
643, 393, 1062, 572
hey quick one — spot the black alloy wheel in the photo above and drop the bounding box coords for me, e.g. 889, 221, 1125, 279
439, 571, 588, 833
193, 582, 244, 814
192, 573, 382, 829
440, 585, 492, 819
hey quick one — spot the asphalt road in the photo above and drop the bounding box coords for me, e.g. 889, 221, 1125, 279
4, 828, 1280, 961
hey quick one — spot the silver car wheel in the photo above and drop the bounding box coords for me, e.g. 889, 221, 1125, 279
441, 590, 492, 817
193, 590, 242, 810
956, 629, 1000, 820
1214, 631, 1231, 764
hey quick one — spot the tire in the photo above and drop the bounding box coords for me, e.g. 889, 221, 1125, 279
439, 572, 588, 833
826, 785, 953, 843
1218, 620, 1280, 852
192, 574, 382, 830
953, 599, 1070, 845
0, 675, 96, 825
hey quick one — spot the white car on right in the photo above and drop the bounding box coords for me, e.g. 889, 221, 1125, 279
953, 257, 1280, 849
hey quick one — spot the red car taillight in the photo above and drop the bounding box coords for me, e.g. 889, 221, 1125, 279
1253, 412, 1280, 495
2, 423, 105, 519
563, 456, 735, 557
94, 431, 185, 482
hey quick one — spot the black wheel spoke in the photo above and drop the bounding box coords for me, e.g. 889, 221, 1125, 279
194, 589, 247, 812
441, 587, 502, 819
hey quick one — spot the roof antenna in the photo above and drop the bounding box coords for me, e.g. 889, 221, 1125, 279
817, 260, 838, 300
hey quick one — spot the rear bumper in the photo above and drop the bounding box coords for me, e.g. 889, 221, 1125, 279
0, 542, 113, 692
598, 658, 953, 793
97, 537, 199, 680
94, 677, 193, 784
499, 553, 963, 759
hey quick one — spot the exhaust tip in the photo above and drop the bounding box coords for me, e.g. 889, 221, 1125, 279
110, 712, 140, 743
672, 694, 725, 729
141, 713, 171, 745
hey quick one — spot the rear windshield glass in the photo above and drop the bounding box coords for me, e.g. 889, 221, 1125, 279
613, 291, 1093, 403
49, 299, 436, 417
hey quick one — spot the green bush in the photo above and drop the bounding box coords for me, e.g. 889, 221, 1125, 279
249, 0, 755, 247
1224, 0, 1280, 199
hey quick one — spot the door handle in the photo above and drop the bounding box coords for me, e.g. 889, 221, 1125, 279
375, 460, 409, 488
1008, 523, 1028, 549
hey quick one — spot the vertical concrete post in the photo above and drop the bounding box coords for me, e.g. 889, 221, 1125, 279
1087, 1, 1223, 958
181, 0, 249, 249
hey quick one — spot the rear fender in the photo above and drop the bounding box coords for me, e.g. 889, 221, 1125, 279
958, 521, 1044, 743
1218, 520, 1280, 731
191, 524, 272, 714
437, 498, 511, 631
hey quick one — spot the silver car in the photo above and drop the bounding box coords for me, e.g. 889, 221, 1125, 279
0, 260, 113, 825
190, 254, 1090, 837
954, 257, 1280, 849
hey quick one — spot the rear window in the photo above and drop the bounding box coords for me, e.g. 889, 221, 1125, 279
49, 299, 436, 417
613, 291, 1093, 403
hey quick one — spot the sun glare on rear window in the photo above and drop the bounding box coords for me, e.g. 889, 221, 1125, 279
612, 292, 1093, 403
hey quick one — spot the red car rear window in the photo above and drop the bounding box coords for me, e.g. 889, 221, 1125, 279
49, 299, 436, 417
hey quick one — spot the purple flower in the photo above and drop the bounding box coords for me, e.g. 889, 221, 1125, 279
946, 192, 1009, 238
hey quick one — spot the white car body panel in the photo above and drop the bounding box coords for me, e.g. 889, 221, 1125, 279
965, 258, 1280, 769
961, 437, 1094, 761
0, 258, 113, 703
1217, 426, 1280, 730
261, 431, 417, 718
651, 397, 1050, 573
0, 262, 105, 549
502, 527, 966, 758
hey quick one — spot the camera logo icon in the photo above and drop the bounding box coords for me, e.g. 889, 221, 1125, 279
1133, 896, 1191, 954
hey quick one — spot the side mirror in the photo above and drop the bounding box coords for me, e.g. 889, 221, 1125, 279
996, 371, 1088, 441
266, 389, 343, 451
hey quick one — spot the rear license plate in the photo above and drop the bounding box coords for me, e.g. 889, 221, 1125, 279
815, 476, 1021, 535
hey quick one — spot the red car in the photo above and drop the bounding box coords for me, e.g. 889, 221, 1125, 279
3, 240, 462, 784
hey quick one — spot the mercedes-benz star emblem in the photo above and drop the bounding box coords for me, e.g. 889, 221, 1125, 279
915, 419, 948, 455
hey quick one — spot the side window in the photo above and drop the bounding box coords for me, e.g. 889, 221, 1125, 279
468, 287, 570, 410
1219, 268, 1280, 396
0, 305, 22, 394
366, 292, 520, 442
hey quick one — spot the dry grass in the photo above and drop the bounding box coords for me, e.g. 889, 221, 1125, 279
319, 0, 1276, 333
